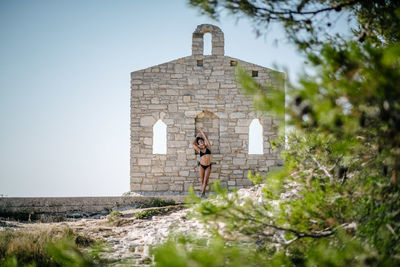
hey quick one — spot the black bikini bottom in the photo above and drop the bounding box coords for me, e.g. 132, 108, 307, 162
198, 162, 212, 170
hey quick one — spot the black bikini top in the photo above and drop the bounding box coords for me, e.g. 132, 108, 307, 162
200, 148, 211, 157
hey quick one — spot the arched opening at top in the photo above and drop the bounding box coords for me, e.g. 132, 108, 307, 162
248, 119, 263, 154
153, 120, 167, 154
192, 24, 224, 56
203, 32, 212, 55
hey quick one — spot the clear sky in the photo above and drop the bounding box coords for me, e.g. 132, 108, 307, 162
0, 0, 307, 197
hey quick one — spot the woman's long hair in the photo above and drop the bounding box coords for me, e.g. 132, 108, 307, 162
196, 137, 204, 145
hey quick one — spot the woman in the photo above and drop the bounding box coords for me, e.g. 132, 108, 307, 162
192, 127, 212, 197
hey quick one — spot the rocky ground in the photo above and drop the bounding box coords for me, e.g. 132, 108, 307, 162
0, 205, 209, 266
0, 184, 301, 266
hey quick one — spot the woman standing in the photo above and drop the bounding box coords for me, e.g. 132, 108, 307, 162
192, 127, 212, 197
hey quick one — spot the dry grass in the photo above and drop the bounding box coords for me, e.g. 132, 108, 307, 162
0, 226, 97, 266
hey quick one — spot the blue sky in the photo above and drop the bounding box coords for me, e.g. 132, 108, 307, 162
0, 0, 311, 197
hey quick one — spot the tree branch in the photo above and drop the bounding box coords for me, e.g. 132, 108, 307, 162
231, 205, 335, 244
310, 154, 334, 182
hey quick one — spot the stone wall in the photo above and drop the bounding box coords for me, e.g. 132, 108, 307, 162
0, 196, 185, 219
130, 24, 284, 195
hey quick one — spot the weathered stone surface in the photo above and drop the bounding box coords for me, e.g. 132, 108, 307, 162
130, 24, 284, 195
140, 116, 154, 127
137, 159, 151, 166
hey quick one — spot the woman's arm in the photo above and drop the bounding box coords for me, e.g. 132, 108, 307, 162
192, 135, 200, 152
196, 127, 212, 150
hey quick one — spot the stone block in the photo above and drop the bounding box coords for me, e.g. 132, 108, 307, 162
130, 183, 141, 190
207, 83, 219, 89
141, 184, 153, 191
169, 141, 188, 148
230, 112, 246, 119
174, 134, 185, 140
143, 138, 152, 145
212, 70, 224, 76
170, 184, 183, 191
168, 104, 178, 112
210, 173, 219, 179
247, 160, 258, 165
238, 134, 247, 140
198, 89, 208, 95
132, 91, 144, 97
179, 170, 189, 176
175, 64, 185, 72
141, 166, 151, 172
132, 79, 143, 85
156, 184, 169, 191
151, 167, 164, 173
220, 83, 236, 89
235, 126, 248, 134
233, 158, 246, 165
138, 158, 151, 166
235, 179, 249, 186
237, 119, 249, 126
131, 177, 143, 183
140, 116, 154, 127
148, 104, 167, 109
185, 110, 197, 117
183, 95, 191, 103
159, 177, 171, 183
167, 89, 178, 95
139, 84, 150, 89
171, 74, 182, 79
188, 78, 199, 85
228, 181, 236, 186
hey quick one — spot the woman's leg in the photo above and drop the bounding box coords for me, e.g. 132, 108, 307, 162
201, 166, 211, 196
198, 165, 205, 187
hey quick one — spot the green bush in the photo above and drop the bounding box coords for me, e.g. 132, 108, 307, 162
135, 207, 175, 219
137, 198, 176, 209
152, 1, 400, 264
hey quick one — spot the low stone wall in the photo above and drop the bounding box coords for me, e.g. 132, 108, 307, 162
0, 196, 186, 220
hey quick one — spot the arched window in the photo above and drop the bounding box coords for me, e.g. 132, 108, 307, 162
248, 119, 263, 154
203, 32, 212, 55
153, 120, 167, 154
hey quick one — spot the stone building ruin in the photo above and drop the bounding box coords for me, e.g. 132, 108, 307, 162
130, 24, 284, 195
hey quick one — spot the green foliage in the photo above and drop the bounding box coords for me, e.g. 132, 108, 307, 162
107, 210, 123, 226
152, 230, 381, 267
46, 239, 95, 267
152, 234, 290, 267
135, 206, 177, 219
189, 0, 400, 48
135, 209, 164, 219
150, 1, 400, 266
109, 210, 121, 217
147, 198, 176, 207
137, 198, 176, 208
236, 66, 285, 120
